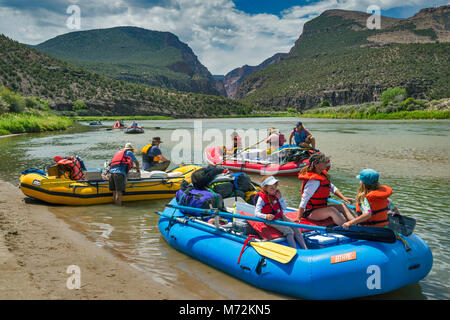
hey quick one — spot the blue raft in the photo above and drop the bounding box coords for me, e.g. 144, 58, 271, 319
158, 198, 433, 299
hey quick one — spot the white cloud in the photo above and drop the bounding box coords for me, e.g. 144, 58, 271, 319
0, 0, 445, 74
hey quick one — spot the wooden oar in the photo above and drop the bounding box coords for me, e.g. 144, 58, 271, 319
166, 204, 397, 243
156, 210, 297, 263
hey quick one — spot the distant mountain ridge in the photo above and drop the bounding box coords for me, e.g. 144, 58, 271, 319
221, 53, 288, 99
0, 34, 255, 117
33, 26, 226, 96
236, 5, 450, 109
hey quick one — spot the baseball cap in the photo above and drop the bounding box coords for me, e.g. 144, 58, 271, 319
261, 176, 279, 187
356, 169, 379, 186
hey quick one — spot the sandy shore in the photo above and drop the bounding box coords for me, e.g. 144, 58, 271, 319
0, 180, 196, 299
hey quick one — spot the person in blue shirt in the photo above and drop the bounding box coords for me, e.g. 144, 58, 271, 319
109, 143, 140, 206
140, 137, 170, 171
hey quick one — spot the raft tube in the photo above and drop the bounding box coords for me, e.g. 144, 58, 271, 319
158, 198, 433, 299
125, 127, 144, 134
19, 165, 200, 206
205, 146, 306, 176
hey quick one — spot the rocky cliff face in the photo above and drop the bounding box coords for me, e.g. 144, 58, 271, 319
222, 53, 287, 99
235, 5, 450, 109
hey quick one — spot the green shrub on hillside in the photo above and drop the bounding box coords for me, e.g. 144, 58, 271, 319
72, 99, 87, 112
380, 87, 407, 105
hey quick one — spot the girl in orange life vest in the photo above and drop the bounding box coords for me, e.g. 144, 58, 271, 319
255, 176, 308, 249
295, 154, 354, 225
342, 169, 399, 229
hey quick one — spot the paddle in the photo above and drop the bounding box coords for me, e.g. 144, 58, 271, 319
166, 204, 397, 243
388, 214, 416, 237
156, 210, 297, 263
250, 241, 297, 264
327, 198, 416, 236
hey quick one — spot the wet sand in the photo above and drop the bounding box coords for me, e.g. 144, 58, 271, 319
0, 180, 197, 300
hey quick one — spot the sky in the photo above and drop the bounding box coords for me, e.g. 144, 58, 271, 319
0, 0, 448, 75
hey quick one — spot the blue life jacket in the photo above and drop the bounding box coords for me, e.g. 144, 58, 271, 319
293, 128, 308, 145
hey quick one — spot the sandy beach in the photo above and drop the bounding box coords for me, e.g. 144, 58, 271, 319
0, 180, 196, 300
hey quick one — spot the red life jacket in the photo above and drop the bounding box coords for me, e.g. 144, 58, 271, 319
355, 185, 392, 227
110, 149, 133, 173
298, 170, 331, 212
255, 190, 284, 220
56, 156, 85, 180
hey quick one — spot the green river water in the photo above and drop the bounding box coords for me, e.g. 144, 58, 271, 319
0, 117, 448, 299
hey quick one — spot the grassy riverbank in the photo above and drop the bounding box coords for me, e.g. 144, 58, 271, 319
300, 98, 450, 120
301, 109, 450, 120
0, 113, 73, 135
0, 87, 73, 135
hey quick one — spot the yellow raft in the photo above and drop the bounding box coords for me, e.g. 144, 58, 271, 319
19, 165, 201, 206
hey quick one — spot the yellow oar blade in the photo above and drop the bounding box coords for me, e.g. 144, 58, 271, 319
250, 241, 297, 264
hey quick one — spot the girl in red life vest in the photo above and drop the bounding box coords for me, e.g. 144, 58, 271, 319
295, 154, 354, 225
255, 176, 307, 249
342, 169, 399, 229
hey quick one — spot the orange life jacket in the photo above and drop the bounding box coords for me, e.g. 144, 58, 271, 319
298, 170, 331, 212
355, 185, 392, 227
255, 190, 284, 220
110, 149, 133, 173
56, 156, 85, 180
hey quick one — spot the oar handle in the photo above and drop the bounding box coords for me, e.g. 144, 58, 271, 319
166, 203, 328, 232
165, 203, 397, 243
328, 198, 356, 210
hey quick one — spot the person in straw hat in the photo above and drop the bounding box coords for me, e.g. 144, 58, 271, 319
109, 143, 140, 206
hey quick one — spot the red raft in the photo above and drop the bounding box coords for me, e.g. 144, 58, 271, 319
205, 146, 309, 176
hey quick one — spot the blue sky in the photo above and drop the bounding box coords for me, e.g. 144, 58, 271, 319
0, 0, 447, 74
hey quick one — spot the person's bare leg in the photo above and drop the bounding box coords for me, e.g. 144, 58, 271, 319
286, 234, 297, 249
309, 136, 316, 149
307, 207, 346, 226
329, 203, 355, 221
116, 191, 122, 206
293, 228, 308, 249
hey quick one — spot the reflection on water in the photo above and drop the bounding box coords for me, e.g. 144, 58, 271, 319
0, 118, 449, 299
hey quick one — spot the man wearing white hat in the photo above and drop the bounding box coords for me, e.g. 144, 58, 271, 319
109, 143, 140, 206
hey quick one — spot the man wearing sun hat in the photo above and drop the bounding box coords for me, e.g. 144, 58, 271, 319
109, 143, 140, 206
140, 137, 171, 172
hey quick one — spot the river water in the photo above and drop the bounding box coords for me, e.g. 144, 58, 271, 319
0, 117, 448, 299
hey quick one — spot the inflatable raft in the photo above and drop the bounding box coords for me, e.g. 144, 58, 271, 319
19, 165, 200, 206
158, 199, 433, 299
205, 145, 326, 176
124, 126, 144, 134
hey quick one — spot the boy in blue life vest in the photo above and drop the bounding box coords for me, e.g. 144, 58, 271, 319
289, 121, 316, 149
